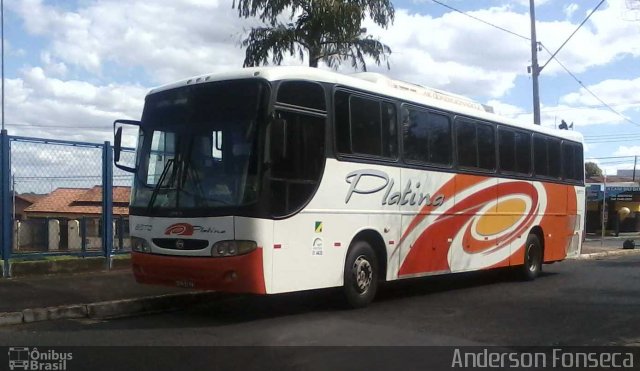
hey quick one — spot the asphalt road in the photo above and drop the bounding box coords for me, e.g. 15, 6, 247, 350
1, 254, 639, 370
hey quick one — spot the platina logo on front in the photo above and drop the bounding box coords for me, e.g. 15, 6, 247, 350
8, 347, 72, 371
164, 223, 226, 236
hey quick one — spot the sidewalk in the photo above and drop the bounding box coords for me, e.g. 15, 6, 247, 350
579, 235, 640, 258
0, 269, 217, 326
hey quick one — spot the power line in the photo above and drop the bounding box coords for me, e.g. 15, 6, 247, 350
586, 155, 638, 160
585, 136, 640, 141
586, 138, 640, 144
539, 0, 606, 72
541, 102, 640, 114
584, 132, 640, 138
428, 0, 637, 131
539, 43, 640, 129
7, 123, 112, 130
429, 0, 531, 41
584, 134, 640, 139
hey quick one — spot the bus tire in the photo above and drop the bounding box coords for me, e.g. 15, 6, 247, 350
519, 233, 543, 281
343, 240, 379, 308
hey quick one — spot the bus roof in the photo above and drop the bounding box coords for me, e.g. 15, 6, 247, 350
148, 66, 584, 144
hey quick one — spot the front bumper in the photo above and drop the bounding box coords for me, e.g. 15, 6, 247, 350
131, 249, 266, 294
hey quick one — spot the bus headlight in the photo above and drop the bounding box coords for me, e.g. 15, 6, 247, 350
132, 237, 151, 253
211, 240, 257, 257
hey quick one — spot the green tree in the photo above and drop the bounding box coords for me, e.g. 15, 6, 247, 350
233, 0, 394, 70
585, 161, 603, 177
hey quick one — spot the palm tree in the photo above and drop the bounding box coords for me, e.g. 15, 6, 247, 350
234, 0, 394, 70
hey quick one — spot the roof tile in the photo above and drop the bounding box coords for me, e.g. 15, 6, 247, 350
24, 187, 130, 216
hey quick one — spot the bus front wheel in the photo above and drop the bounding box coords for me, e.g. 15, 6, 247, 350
519, 234, 543, 281
343, 240, 379, 308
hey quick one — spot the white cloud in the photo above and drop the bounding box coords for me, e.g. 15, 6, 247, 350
614, 146, 640, 156
40, 52, 68, 78
5, 67, 147, 143
486, 100, 526, 117
8, 0, 640, 102
561, 77, 640, 108
536, 1, 640, 75
9, 0, 253, 83
3, 0, 639, 147
564, 3, 579, 19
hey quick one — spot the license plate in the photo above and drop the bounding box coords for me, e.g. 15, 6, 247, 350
175, 279, 195, 288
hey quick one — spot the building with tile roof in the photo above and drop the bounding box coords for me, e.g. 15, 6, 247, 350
23, 186, 130, 218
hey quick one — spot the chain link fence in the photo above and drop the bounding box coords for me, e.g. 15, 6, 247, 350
5, 136, 133, 257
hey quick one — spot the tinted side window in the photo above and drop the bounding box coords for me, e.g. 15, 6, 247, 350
457, 120, 477, 168
334, 91, 397, 159
548, 139, 561, 178
403, 108, 452, 166
499, 128, 516, 172
382, 102, 398, 158
515, 131, 532, 174
575, 144, 584, 182
429, 113, 452, 165
563, 142, 584, 182
350, 96, 382, 155
477, 124, 496, 170
404, 108, 430, 163
562, 142, 575, 180
533, 135, 548, 176
456, 120, 495, 171
270, 110, 325, 216
277, 81, 326, 111
335, 91, 351, 153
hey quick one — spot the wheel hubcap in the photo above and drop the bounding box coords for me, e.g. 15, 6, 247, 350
352, 255, 372, 293
527, 243, 539, 273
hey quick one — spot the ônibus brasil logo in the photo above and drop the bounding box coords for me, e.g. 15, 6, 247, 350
164, 223, 226, 236
8, 347, 72, 370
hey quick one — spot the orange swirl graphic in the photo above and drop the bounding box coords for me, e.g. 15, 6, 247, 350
399, 178, 541, 275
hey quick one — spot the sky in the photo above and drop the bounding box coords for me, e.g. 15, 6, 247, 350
2, 0, 640, 176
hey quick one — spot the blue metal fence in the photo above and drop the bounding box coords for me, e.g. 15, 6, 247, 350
0, 132, 133, 277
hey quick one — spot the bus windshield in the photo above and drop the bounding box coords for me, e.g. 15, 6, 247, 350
131, 79, 268, 214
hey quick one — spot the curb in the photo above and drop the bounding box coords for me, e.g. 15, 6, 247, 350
574, 248, 640, 260
0, 291, 220, 327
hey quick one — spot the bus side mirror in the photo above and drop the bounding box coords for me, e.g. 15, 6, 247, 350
113, 119, 140, 173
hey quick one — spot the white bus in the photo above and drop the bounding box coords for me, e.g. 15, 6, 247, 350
114, 66, 585, 307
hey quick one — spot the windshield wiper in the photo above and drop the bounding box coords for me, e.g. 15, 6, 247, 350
147, 158, 175, 212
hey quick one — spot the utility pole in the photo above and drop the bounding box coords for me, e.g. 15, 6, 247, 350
529, 0, 541, 125
633, 155, 637, 182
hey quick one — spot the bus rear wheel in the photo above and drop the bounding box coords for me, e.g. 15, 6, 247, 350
343, 240, 379, 308
519, 233, 543, 281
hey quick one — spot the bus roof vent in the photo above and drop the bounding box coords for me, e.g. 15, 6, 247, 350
350, 72, 493, 113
